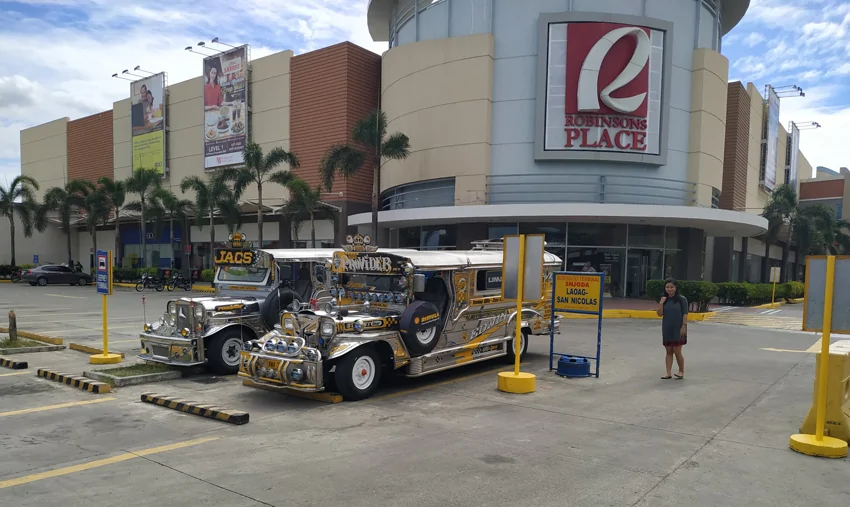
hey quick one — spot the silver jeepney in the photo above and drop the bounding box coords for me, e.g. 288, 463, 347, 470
239, 236, 561, 399
139, 247, 338, 374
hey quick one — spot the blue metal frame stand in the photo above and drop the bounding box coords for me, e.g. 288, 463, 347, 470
549, 271, 604, 378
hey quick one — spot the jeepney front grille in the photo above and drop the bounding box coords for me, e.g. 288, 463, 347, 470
151, 345, 169, 358
176, 304, 192, 332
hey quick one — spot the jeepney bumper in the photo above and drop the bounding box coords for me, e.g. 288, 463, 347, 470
238, 349, 325, 392
139, 332, 204, 366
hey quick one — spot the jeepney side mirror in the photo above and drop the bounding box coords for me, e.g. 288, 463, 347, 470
413, 274, 426, 293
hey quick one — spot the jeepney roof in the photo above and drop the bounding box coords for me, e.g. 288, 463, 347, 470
380, 249, 562, 270
261, 248, 340, 261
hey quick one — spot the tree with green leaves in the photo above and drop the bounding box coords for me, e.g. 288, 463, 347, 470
151, 189, 194, 268
0, 175, 44, 266
281, 178, 339, 248
125, 168, 163, 268
219, 142, 299, 247
761, 183, 798, 282
98, 177, 126, 266
73, 180, 112, 266
43, 182, 88, 266
181, 173, 242, 268
319, 109, 411, 239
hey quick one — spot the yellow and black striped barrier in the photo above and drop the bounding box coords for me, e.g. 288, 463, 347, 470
0, 357, 28, 370
37, 368, 111, 394
140, 393, 249, 425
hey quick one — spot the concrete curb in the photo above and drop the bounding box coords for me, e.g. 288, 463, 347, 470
37, 368, 111, 394
0, 328, 64, 345
0, 345, 65, 354
0, 280, 10, 283
113, 282, 215, 293
84, 369, 182, 387
0, 357, 28, 369
558, 309, 714, 321
241, 378, 344, 404
752, 301, 784, 309
140, 393, 249, 424
69, 343, 126, 358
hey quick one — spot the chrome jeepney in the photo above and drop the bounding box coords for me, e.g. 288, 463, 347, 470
139, 241, 338, 374
239, 235, 561, 400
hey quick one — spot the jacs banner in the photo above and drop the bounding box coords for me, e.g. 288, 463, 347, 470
130, 73, 166, 174
203, 45, 248, 170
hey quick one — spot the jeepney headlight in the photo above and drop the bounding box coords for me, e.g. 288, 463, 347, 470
168, 301, 177, 315
180, 328, 190, 337
320, 319, 335, 337
264, 338, 276, 351
275, 340, 288, 353
283, 317, 295, 331
369, 292, 378, 302
384, 293, 393, 302
291, 368, 304, 382
394, 293, 404, 303
353, 320, 363, 333
287, 341, 299, 354
330, 288, 337, 296
144, 323, 151, 332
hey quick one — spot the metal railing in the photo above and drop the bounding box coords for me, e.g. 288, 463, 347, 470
487, 173, 700, 207
381, 179, 456, 210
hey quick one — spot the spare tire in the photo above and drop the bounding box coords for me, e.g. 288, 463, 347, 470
398, 300, 442, 355
262, 289, 281, 330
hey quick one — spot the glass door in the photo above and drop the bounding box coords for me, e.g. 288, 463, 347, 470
626, 249, 663, 298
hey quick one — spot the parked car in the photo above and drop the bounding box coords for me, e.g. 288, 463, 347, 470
21, 265, 92, 286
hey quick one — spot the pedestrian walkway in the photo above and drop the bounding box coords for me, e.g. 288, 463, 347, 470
705, 311, 803, 331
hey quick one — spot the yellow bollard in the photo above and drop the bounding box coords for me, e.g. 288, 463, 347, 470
789, 256, 848, 458
498, 235, 536, 394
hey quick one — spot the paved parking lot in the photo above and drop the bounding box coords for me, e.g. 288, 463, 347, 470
0, 284, 848, 506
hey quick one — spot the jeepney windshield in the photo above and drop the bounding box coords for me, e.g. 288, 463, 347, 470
215, 266, 270, 284
339, 273, 407, 292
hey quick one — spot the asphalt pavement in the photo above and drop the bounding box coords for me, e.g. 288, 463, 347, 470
0, 283, 847, 506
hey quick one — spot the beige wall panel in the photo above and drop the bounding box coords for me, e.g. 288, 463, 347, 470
382, 34, 493, 87
251, 50, 292, 83
687, 49, 727, 208
252, 74, 291, 114
20, 118, 69, 202
745, 83, 767, 214
382, 143, 490, 194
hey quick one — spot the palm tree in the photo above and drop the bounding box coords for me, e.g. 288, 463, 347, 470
281, 178, 339, 247
181, 173, 242, 268
43, 182, 87, 266
319, 109, 411, 239
761, 184, 798, 282
792, 205, 825, 280
151, 189, 194, 268
819, 214, 850, 255
125, 168, 163, 268
98, 177, 126, 266
0, 175, 43, 266
72, 180, 111, 266
218, 142, 299, 247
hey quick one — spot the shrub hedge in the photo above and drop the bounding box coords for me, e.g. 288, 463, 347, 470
646, 280, 718, 313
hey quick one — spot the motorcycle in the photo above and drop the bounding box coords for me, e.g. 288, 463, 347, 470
165, 272, 192, 292
135, 273, 164, 292
10, 268, 21, 283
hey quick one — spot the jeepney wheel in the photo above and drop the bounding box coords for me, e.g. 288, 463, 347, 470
398, 300, 442, 355
504, 329, 529, 364
206, 328, 247, 375
334, 345, 382, 401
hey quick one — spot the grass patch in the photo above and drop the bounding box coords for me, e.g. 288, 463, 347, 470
97, 362, 174, 377
0, 337, 46, 348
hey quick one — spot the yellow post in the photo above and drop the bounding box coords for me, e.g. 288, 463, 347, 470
102, 294, 109, 356
789, 255, 847, 458
771, 278, 776, 307
90, 249, 121, 365
514, 236, 525, 376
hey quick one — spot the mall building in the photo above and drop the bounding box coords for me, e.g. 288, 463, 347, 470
7, 0, 820, 296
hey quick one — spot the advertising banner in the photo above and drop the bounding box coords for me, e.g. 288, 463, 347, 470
203, 45, 248, 170
130, 73, 166, 174
787, 122, 800, 191
761, 85, 780, 191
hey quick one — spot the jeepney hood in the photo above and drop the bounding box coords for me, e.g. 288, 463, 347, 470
290, 309, 401, 335
179, 296, 261, 312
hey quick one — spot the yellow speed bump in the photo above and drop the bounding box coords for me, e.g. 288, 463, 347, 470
37, 369, 111, 394
141, 393, 249, 424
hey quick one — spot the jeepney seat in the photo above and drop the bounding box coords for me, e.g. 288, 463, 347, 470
293, 266, 312, 299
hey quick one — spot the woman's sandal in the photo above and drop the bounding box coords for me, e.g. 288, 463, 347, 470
674, 373, 684, 379
661, 375, 672, 379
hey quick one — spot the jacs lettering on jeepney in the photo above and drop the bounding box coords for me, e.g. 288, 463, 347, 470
138, 231, 339, 374
239, 234, 562, 400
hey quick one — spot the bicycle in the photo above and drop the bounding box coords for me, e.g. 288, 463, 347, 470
166, 272, 192, 292
135, 273, 164, 292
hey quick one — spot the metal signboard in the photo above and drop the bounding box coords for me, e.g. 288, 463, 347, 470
96, 249, 113, 296
803, 256, 850, 334
501, 234, 545, 302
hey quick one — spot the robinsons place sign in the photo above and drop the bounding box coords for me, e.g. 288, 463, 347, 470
535, 13, 673, 165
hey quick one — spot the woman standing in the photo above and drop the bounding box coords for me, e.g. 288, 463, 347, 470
657, 278, 688, 379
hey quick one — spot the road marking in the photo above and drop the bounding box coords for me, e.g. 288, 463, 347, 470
806, 337, 823, 353
0, 398, 116, 418
760, 348, 812, 353
0, 436, 220, 489
759, 309, 782, 315
45, 294, 88, 299
109, 338, 142, 344
713, 306, 736, 312
0, 371, 31, 377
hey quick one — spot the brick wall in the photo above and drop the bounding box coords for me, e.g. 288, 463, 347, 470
800, 179, 844, 200
67, 110, 114, 183
719, 82, 749, 211
290, 42, 381, 205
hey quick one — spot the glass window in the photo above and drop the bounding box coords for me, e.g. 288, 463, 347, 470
628, 225, 664, 248
565, 247, 625, 297
626, 249, 664, 298
421, 225, 457, 250
475, 269, 503, 293
520, 223, 566, 248
698, 2, 718, 50
665, 226, 678, 250
567, 223, 627, 247
381, 178, 455, 210
215, 266, 270, 284
488, 224, 517, 240
399, 228, 420, 248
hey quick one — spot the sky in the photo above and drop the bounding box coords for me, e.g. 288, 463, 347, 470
0, 0, 848, 190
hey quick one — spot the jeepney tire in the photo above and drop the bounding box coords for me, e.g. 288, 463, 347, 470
504, 329, 529, 364
279, 289, 302, 312
334, 345, 382, 401
398, 300, 442, 356
206, 328, 247, 375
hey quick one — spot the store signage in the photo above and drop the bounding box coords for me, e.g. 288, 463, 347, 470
535, 13, 672, 165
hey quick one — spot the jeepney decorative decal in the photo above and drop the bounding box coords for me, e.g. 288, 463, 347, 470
451, 271, 470, 319
337, 317, 399, 333
214, 249, 257, 266
214, 303, 245, 312
333, 251, 405, 275
228, 231, 248, 248
342, 233, 378, 253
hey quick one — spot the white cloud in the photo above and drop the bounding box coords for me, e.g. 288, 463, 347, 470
0, 0, 386, 185
777, 86, 850, 176
743, 32, 766, 47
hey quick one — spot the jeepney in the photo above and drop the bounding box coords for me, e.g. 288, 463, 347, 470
139, 234, 338, 374
239, 235, 562, 400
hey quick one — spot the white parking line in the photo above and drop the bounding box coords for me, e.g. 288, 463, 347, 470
45, 294, 88, 299
759, 309, 782, 315
713, 306, 736, 312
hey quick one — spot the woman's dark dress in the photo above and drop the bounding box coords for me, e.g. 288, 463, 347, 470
662, 296, 688, 346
